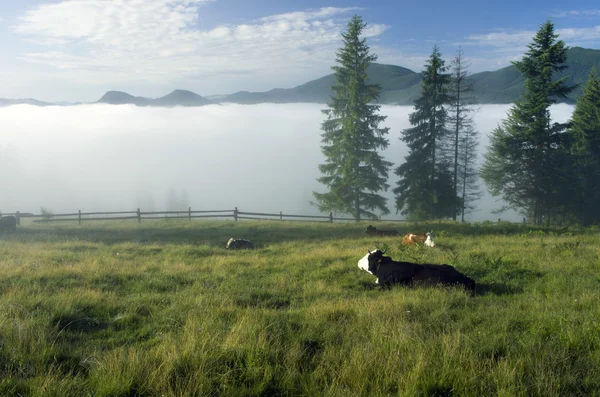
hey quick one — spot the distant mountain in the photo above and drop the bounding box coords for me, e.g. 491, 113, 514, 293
153, 89, 214, 106
220, 47, 600, 105
2, 46, 599, 107
222, 63, 420, 104
0, 98, 57, 107
97, 91, 151, 106
97, 89, 215, 106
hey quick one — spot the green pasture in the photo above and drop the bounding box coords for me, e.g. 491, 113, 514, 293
0, 220, 598, 396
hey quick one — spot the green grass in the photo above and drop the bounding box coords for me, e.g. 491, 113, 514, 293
0, 219, 599, 396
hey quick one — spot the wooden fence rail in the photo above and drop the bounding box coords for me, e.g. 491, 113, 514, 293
0, 207, 412, 225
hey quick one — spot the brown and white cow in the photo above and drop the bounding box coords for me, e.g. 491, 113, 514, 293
401, 232, 435, 247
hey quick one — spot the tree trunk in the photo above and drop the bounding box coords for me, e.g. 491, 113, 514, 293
431, 76, 438, 219
355, 189, 360, 222
461, 144, 467, 222
453, 80, 460, 221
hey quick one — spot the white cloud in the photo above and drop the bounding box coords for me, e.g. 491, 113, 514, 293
257, 7, 362, 23
14, 1, 388, 92
554, 10, 600, 18
460, 26, 600, 48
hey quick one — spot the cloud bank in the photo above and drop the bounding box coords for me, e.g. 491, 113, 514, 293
0, 103, 575, 221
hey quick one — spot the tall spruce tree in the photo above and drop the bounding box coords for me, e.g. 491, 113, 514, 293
393, 45, 457, 219
567, 68, 600, 225
481, 20, 576, 225
447, 47, 481, 221
313, 15, 392, 221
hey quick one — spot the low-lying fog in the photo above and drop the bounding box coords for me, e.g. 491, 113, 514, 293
0, 103, 575, 222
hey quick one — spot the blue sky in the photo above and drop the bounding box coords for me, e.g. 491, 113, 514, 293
1, 0, 600, 102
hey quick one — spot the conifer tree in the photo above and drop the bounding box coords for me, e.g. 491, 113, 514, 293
447, 47, 481, 221
313, 15, 392, 221
481, 20, 576, 225
567, 68, 600, 225
393, 46, 457, 219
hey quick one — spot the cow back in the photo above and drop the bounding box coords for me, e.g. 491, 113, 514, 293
413, 263, 475, 289
376, 260, 422, 287
0, 216, 17, 232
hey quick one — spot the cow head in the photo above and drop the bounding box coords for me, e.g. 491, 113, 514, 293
358, 249, 391, 276
226, 238, 254, 249
424, 232, 435, 247
365, 225, 376, 235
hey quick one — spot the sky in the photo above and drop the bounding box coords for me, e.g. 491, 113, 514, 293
1, 0, 600, 102
0, 103, 575, 222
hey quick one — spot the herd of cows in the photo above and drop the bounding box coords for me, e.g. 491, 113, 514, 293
227, 224, 476, 292
0, 215, 474, 291
0, 216, 474, 292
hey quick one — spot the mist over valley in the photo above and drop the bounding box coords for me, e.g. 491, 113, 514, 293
0, 103, 575, 222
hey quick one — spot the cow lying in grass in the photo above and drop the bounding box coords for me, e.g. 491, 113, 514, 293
401, 232, 436, 247
226, 238, 254, 250
0, 216, 17, 232
365, 225, 400, 236
357, 249, 475, 290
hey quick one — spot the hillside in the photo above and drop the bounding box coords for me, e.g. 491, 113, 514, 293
468, 47, 600, 103
221, 46, 600, 105
222, 63, 421, 104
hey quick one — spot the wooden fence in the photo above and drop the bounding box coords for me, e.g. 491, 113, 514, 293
0, 207, 411, 225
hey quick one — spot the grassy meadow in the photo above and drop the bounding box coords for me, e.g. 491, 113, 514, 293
0, 219, 599, 396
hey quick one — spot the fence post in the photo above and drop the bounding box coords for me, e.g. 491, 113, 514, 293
78, 210, 81, 225
16, 211, 20, 225
329, 211, 333, 223
137, 208, 141, 224
280, 211, 283, 220
188, 207, 192, 221
234, 207, 238, 222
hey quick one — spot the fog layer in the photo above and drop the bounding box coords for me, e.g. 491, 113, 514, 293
0, 103, 575, 221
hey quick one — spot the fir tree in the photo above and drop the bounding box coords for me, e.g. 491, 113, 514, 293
567, 68, 600, 225
447, 47, 481, 221
393, 45, 457, 219
313, 15, 392, 221
481, 20, 576, 225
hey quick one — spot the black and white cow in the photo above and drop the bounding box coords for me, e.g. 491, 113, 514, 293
226, 238, 254, 250
0, 216, 17, 232
364, 225, 400, 236
358, 249, 475, 290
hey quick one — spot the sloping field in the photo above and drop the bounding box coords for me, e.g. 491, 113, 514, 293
0, 220, 599, 396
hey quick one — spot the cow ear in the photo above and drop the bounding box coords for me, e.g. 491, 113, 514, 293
368, 250, 372, 254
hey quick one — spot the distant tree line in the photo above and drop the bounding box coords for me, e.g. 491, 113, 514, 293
313, 16, 600, 226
